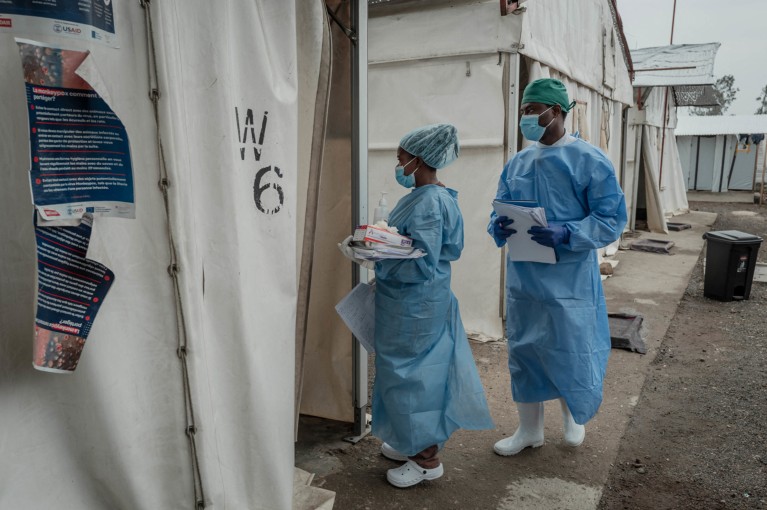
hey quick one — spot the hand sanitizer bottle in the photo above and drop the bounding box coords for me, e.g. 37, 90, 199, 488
373, 192, 389, 224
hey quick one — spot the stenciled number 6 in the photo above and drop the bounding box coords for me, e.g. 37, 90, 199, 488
253, 165, 284, 215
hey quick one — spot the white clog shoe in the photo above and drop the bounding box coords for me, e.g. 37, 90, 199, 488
386, 460, 444, 488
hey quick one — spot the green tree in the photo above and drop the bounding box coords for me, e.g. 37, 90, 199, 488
691, 74, 739, 115
756, 85, 767, 115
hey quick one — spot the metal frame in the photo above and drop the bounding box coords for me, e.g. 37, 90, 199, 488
346, 0, 371, 443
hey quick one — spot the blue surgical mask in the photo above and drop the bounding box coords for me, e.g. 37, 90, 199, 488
519, 106, 555, 142
394, 157, 419, 188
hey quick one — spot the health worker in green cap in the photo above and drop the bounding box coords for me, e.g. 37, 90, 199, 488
339, 124, 493, 488
487, 78, 627, 456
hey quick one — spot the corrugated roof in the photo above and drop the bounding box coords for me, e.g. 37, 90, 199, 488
631, 43, 720, 87
676, 115, 767, 136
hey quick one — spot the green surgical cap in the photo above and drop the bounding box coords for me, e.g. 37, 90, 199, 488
399, 123, 460, 170
521, 78, 575, 112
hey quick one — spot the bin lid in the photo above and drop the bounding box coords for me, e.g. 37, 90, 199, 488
704, 230, 763, 243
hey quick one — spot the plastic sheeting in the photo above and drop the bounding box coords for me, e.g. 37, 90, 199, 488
631, 43, 720, 88
1, 1, 309, 508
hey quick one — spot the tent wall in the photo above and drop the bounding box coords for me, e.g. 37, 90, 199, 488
1, 1, 310, 508
622, 108, 645, 231
518, 0, 634, 106
626, 86, 689, 232
368, 0, 523, 63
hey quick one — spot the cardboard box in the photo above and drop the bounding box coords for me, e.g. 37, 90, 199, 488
353, 225, 412, 248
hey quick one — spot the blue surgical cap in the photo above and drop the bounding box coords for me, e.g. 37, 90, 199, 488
399, 123, 460, 169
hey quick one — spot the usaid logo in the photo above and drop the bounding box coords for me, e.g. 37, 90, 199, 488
53, 23, 82, 34
0, 18, 12, 28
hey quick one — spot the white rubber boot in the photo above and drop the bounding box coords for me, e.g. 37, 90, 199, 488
493, 402, 544, 456
560, 398, 585, 447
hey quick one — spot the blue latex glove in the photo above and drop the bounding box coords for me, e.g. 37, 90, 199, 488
492, 216, 517, 242
528, 225, 570, 248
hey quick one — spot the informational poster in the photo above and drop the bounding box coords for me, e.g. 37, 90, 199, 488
33, 213, 114, 372
17, 39, 134, 221
0, 0, 117, 47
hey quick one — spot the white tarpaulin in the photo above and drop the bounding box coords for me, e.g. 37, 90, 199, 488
1, 1, 311, 508
631, 43, 720, 88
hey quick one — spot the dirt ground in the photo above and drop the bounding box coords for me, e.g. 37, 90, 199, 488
599, 201, 767, 510
298, 199, 766, 510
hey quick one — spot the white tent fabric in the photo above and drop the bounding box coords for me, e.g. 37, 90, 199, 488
1, 1, 309, 508
640, 124, 689, 231
518, 0, 634, 106
625, 86, 688, 232
368, 0, 523, 64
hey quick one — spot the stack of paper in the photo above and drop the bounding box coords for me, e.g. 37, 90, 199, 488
350, 223, 426, 261
351, 246, 427, 261
492, 199, 556, 264
335, 282, 376, 353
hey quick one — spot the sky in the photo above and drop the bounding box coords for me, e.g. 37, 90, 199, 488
615, 0, 767, 115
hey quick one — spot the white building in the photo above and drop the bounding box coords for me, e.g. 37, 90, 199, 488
676, 115, 767, 193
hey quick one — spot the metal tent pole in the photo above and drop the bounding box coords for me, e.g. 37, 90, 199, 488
346, 0, 371, 442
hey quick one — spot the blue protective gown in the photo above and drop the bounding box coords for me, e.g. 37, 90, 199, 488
488, 135, 627, 425
373, 185, 494, 456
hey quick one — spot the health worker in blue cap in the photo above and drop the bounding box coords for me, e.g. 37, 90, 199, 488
343, 123, 493, 488
488, 79, 627, 456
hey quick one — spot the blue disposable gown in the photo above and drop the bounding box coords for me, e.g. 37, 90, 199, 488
488, 136, 627, 424
373, 185, 494, 456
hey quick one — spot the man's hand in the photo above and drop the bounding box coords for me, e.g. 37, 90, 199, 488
492, 216, 517, 241
528, 225, 570, 248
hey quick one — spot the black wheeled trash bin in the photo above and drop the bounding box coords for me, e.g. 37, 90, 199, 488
702, 230, 763, 301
